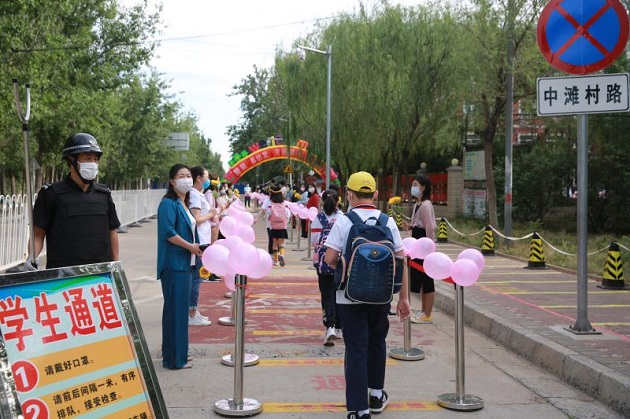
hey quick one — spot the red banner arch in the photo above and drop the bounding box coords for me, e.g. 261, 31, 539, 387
223, 140, 335, 184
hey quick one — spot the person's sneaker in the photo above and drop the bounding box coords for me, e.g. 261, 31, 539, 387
273, 260, 280, 267
195, 311, 209, 321
410, 312, 433, 324
347, 412, 371, 419
324, 327, 336, 346
369, 390, 389, 413
188, 315, 211, 326
278, 254, 286, 267
334, 328, 343, 339
203, 274, 221, 282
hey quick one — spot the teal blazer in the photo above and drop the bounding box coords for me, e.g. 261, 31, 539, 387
157, 196, 198, 279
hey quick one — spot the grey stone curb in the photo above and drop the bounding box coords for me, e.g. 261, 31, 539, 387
433, 284, 630, 417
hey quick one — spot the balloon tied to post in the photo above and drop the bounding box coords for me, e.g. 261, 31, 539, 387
402, 238, 485, 286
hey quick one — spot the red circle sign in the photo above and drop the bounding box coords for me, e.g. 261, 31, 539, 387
537, 0, 629, 74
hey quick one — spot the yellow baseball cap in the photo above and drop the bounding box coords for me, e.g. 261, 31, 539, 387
347, 171, 376, 193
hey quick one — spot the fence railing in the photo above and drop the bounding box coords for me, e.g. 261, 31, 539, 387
0, 189, 165, 272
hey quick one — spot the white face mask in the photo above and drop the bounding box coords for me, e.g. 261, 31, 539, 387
308, 187, 315, 193
78, 162, 98, 181
411, 186, 420, 197
174, 178, 193, 194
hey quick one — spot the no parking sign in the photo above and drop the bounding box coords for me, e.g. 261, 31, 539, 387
537, 0, 629, 74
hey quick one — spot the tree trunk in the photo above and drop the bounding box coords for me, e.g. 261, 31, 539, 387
484, 135, 498, 228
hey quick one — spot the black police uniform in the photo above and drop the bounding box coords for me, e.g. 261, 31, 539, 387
33, 174, 121, 269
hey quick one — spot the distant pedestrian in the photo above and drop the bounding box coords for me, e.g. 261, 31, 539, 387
403, 175, 436, 324
266, 184, 290, 267
311, 189, 343, 346
324, 171, 410, 418
157, 164, 202, 370
243, 183, 252, 207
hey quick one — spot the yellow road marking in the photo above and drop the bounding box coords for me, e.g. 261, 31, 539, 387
248, 294, 320, 298
249, 309, 321, 314
263, 401, 441, 413
258, 359, 398, 366
592, 322, 630, 326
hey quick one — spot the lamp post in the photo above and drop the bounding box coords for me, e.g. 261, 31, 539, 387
298, 44, 332, 190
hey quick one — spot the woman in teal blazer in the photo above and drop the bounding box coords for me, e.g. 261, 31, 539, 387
157, 164, 203, 369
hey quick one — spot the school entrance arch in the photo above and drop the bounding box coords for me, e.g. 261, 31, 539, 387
223, 139, 337, 184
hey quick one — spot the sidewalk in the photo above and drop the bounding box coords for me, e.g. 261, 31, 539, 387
118, 216, 625, 418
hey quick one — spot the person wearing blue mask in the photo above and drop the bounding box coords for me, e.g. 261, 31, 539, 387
188, 166, 219, 328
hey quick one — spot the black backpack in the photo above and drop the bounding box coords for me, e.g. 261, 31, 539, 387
334, 211, 403, 304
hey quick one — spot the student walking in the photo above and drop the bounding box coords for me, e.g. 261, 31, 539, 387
266, 184, 290, 266
311, 189, 343, 346
324, 171, 410, 418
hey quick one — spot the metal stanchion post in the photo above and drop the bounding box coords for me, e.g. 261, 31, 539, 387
215, 275, 262, 416
288, 215, 295, 243
293, 217, 304, 251
389, 258, 425, 361
437, 284, 483, 411
302, 219, 313, 261
218, 290, 238, 326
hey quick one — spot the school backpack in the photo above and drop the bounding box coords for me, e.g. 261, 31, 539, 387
269, 202, 288, 229
313, 212, 336, 275
334, 211, 403, 304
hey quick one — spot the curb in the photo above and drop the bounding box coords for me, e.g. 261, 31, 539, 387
434, 285, 630, 417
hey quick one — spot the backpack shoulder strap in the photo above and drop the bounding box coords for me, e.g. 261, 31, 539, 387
346, 210, 363, 225
376, 212, 389, 226
317, 212, 329, 227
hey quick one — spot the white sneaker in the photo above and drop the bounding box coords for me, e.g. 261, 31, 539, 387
334, 328, 343, 339
196, 311, 209, 321
324, 327, 336, 346
189, 315, 211, 326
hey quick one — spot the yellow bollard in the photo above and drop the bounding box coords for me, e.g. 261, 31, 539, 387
437, 218, 448, 243
598, 242, 627, 290
481, 225, 495, 255
526, 232, 546, 269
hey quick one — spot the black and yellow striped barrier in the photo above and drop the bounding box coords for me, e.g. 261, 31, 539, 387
599, 242, 627, 290
481, 225, 495, 255
526, 232, 546, 269
437, 218, 448, 243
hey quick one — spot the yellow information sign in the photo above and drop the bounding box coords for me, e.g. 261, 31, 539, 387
283, 164, 293, 173
0, 262, 167, 418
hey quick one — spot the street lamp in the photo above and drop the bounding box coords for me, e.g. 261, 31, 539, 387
297, 44, 332, 190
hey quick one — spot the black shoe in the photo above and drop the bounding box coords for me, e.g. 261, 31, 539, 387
369, 390, 389, 413
347, 412, 371, 419
203, 274, 221, 283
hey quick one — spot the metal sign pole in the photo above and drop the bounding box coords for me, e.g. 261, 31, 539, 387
567, 114, 600, 335
389, 258, 425, 361
437, 284, 483, 411
214, 274, 262, 416
12, 79, 36, 266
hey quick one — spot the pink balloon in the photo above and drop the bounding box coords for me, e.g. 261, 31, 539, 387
423, 252, 453, 280
227, 205, 241, 217
213, 239, 225, 247
237, 211, 255, 226
451, 258, 480, 287
235, 224, 255, 243
219, 216, 237, 237
298, 208, 308, 220
410, 238, 436, 259
228, 242, 259, 275
308, 207, 318, 221
402, 238, 417, 257
201, 244, 230, 276
457, 248, 485, 271
224, 272, 236, 291
249, 249, 273, 279
223, 235, 243, 251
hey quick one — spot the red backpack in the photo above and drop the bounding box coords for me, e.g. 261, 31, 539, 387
269, 202, 288, 229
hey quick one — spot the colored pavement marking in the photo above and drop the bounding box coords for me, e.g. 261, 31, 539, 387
262, 401, 441, 413
249, 282, 315, 286
249, 309, 321, 314
248, 293, 320, 298
541, 304, 630, 309
504, 290, 630, 295
482, 280, 575, 284
258, 358, 399, 366
252, 330, 323, 336
593, 322, 630, 326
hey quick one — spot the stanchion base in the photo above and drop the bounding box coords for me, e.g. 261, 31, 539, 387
221, 353, 260, 367
388, 347, 425, 361
437, 393, 484, 411
214, 398, 262, 417
218, 316, 236, 326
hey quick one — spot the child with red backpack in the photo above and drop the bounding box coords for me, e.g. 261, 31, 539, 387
266, 185, 290, 266
311, 189, 343, 346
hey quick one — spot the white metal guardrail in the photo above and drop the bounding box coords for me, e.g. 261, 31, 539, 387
0, 189, 165, 272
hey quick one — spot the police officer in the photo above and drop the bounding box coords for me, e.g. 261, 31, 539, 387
28, 133, 121, 269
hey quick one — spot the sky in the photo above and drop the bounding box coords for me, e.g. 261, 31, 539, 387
120, 0, 419, 171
